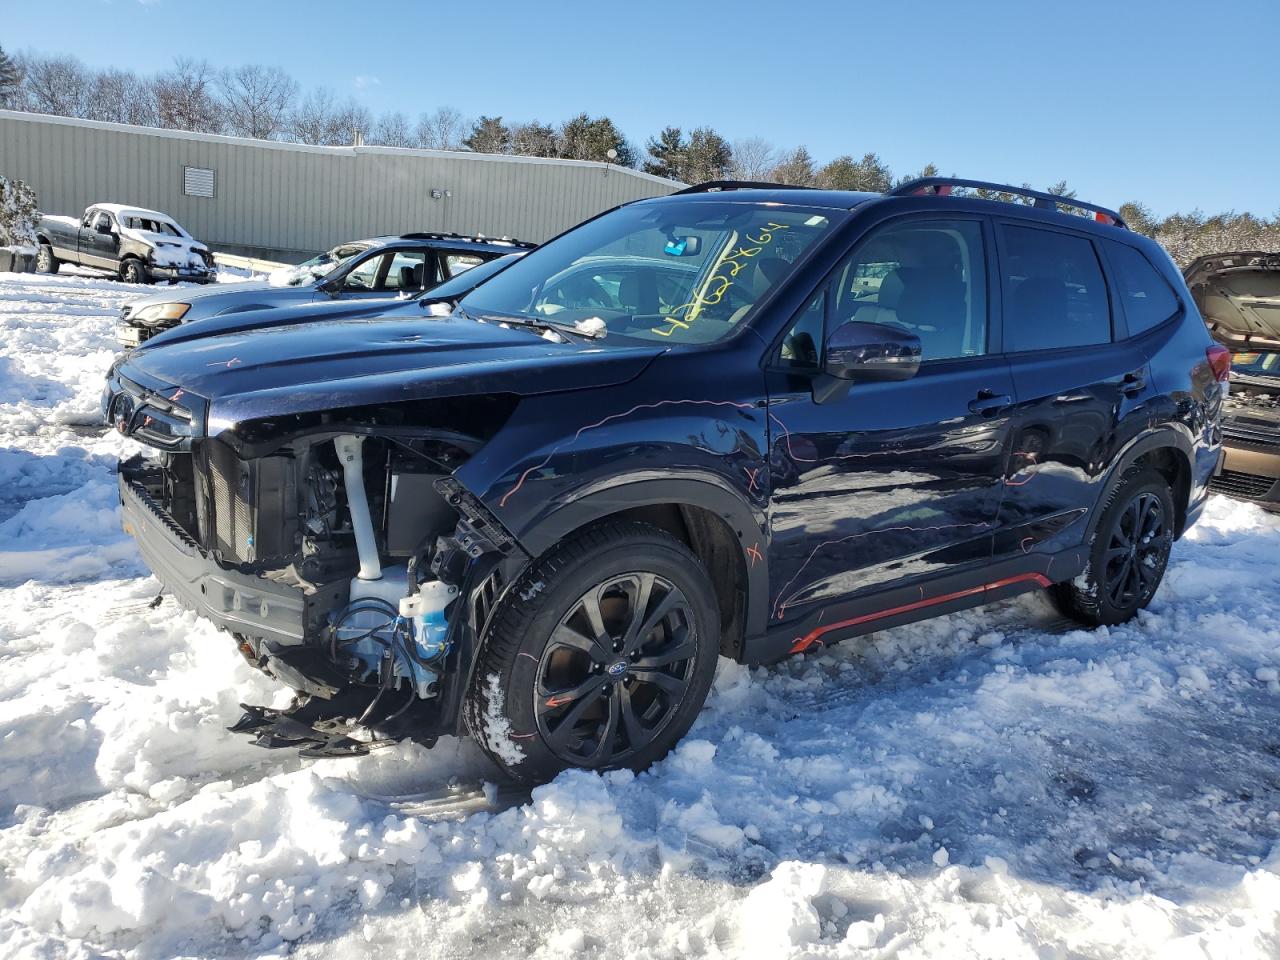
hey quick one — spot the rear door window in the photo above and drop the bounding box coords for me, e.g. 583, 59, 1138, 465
384, 250, 431, 292
1103, 240, 1180, 335
999, 225, 1111, 352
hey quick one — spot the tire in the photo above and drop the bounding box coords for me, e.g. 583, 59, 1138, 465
120, 259, 149, 284
35, 243, 59, 275
464, 521, 721, 783
1051, 467, 1175, 627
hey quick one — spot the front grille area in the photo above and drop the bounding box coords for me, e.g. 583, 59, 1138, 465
199, 440, 296, 566
1210, 469, 1277, 500
206, 440, 254, 561
1222, 424, 1280, 448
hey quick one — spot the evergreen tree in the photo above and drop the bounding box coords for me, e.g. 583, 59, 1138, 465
684, 127, 732, 183
559, 113, 634, 165
510, 120, 559, 157
463, 116, 511, 154
816, 152, 893, 191
1118, 202, 1155, 236
643, 126, 686, 180
770, 146, 816, 186
0, 46, 20, 108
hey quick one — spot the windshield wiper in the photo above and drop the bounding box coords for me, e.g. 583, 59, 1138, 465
456, 307, 604, 342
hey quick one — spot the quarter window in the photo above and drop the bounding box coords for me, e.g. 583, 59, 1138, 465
1000, 225, 1111, 352
1104, 240, 1180, 335
443, 253, 485, 277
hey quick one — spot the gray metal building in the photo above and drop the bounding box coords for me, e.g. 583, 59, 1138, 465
0, 110, 678, 262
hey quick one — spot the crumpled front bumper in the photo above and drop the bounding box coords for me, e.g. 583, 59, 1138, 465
118, 461, 307, 645
148, 264, 214, 283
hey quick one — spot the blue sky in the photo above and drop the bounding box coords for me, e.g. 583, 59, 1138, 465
5, 0, 1277, 217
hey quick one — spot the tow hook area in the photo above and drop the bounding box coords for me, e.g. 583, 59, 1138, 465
228, 703, 370, 758
226, 690, 440, 758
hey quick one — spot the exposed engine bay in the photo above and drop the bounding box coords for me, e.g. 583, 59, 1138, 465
120, 423, 520, 756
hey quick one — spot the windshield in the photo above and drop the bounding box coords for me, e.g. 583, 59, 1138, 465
268, 244, 366, 288
1231, 350, 1280, 379
459, 200, 839, 344
124, 216, 184, 237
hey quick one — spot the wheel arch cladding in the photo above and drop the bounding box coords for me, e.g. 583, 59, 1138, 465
513, 481, 766, 662
1093, 430, 1194, 540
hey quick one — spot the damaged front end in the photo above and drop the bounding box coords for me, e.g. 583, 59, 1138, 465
113, 384, 528, 756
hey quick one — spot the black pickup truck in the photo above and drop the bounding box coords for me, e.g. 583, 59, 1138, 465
35, 203, 214, 284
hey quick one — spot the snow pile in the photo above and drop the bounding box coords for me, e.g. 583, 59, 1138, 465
0, 175, 39, 254
1, 271, 1279, 958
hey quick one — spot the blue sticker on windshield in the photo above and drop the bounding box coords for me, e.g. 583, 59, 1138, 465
663, 238, 687, 257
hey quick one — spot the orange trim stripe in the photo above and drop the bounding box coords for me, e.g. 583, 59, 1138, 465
789, 572, 1052, 655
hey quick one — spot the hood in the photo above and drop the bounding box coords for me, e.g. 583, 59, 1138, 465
116, 314, 664, 434
127, 279, 277, 312
138, 295, 421, 349
1184, 251, 1280, 348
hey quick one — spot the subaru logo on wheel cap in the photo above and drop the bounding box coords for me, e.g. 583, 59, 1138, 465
607, 660, 628, 678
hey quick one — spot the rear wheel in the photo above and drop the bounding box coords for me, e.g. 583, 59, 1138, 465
464, 521, 720, 782
120, 259, 149, 284
35, 243, 59, 274
1051, 467, 1174, 627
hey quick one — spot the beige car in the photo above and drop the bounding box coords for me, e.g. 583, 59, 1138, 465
1185, 252, 1280, 508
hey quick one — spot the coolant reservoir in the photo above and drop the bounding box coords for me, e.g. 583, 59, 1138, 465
401, 580, 457, 661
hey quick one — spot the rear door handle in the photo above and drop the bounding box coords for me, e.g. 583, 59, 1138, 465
969, 391, 1013, 416
1122, 370, 1147, 396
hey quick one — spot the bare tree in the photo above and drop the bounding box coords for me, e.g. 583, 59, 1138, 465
415, 106, 465, 150
371, 110, 413, 148
729, 136, 778, 181
288, 87, 342, 144
84, 69, 156, 126
154, 58, 223, 133
17, 53, 90, 116
218, 64, 297, 140
335, 98, 372, 145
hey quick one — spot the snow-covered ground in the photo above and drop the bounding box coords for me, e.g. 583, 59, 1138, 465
0, 271, 1278, 960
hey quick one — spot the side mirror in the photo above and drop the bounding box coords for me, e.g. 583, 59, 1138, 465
812, 321, 921, 403
824, 320, 921, 382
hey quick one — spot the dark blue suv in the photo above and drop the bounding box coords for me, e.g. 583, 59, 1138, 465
105, 178, 1225, 781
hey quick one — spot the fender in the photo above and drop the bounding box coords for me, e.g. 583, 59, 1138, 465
516, 474, 771, 644
437, 474, 769, 732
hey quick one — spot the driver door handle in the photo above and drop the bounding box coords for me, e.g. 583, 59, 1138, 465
969, 390, 1013, 417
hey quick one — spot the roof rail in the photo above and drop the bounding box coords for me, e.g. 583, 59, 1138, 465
890, 177, 1127, 229
399, 232, 537, 248
672, 180, 816, 195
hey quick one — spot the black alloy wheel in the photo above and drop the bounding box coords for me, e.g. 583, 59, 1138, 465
535, 572, 698, 767
1051, 466, 1175, 627
463, 521, 720, 782
1101, 491, 1169, 608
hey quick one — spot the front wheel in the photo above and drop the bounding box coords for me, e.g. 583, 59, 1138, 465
1051, 467, 1174, 627
464, 521, 721, 782
120, 259, 149, 284
35, 243, 59, 274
